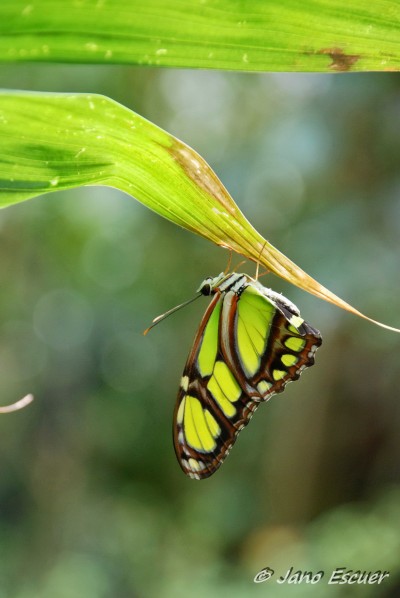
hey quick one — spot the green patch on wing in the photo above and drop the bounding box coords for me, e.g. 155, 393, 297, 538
236, 286, 274, 377
197, 300, 221, 377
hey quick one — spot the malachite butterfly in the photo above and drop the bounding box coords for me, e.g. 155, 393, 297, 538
173, 272, 322, 480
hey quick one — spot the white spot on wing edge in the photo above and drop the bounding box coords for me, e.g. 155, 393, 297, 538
176, 397, 186, 424
180, 376, 189, 391
188, 458, 206, 472
257, 380, 272, 394
290, 315, 304, 329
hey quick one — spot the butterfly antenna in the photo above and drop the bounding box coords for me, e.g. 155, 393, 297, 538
143, 294, 202, 335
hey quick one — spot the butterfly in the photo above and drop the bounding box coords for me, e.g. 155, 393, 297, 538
173, 272, 322, 479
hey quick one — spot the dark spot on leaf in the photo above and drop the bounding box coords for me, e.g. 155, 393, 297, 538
317, 47, 360, 72
166, 138, 239, 216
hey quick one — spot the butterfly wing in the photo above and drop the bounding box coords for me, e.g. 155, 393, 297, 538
174, 277, 322, 480
225, 283, 322, 400
173, 291, 260, 479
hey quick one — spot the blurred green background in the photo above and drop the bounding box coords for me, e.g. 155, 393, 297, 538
0, 67, 399, 597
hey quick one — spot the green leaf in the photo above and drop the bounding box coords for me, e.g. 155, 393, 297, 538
0, 0, 399, 72
0, 91, 399, 333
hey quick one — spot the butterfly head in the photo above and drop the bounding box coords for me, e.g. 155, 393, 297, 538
197, 272, 225, 296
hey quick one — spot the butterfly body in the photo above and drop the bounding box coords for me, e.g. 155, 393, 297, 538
174, 272, 322, 480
